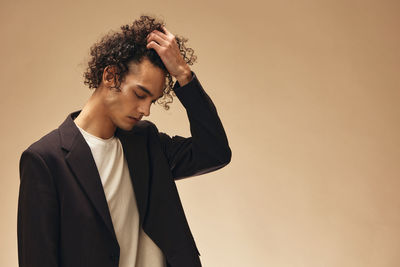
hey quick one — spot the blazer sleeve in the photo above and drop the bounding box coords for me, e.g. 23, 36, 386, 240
157, 71, 232, 180
17, 149, 60, 267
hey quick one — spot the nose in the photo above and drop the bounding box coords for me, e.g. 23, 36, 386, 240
138, 102, 151, 117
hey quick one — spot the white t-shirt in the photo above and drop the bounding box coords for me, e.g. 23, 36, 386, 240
75, 122, 167, 267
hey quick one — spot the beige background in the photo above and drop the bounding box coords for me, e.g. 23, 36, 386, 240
1, 0, 399, 266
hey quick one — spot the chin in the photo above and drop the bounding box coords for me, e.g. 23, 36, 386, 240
113, 116, 138, 131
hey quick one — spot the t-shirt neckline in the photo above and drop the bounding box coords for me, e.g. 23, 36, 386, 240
74, 121, 116, 143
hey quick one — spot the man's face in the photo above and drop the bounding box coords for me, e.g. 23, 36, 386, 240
104, 58, 165, 131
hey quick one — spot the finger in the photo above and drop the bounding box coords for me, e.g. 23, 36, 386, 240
151, 30, 168, 41
147, 32, 168, 46
161, 26, 173, 38
146, 41, 164, 54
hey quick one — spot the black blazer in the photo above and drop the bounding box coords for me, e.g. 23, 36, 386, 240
17, 72, 231, 267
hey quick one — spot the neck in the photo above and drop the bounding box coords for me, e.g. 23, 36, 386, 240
74, 89, 116, 139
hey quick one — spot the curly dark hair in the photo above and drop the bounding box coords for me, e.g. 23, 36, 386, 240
83, 15, 197, 110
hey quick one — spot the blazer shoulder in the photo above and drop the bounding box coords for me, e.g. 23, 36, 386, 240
117, 119, 158, 137
136, 119, 156, 129
22, 128, 61, 160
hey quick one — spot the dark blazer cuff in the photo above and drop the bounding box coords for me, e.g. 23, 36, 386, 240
172, 71, 208, 111
172, 71, 197, 91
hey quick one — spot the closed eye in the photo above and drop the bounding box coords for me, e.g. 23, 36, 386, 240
135, 90, 161, 104
135, 92, 146, 99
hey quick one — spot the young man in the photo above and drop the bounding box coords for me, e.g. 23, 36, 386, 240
17, 15, 231, 267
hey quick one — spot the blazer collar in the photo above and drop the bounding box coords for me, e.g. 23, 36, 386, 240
58, 110, 150, 243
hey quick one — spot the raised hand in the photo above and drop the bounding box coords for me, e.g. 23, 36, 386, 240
146, 26, 192, 86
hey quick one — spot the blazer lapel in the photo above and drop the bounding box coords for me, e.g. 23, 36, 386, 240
58, 111, 118, 243
115, 127, 150, 227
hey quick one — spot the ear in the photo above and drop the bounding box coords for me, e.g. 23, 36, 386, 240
102, 65, 120, 89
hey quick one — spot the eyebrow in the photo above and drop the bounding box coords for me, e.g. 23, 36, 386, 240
137, 84, 163, 99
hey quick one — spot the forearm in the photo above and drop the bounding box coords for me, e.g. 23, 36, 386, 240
175, 66, 192, 87
161, 72, 231, 179
177, 76, 230, 159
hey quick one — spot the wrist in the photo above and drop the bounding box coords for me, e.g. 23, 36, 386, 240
176, 67, 192, 86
